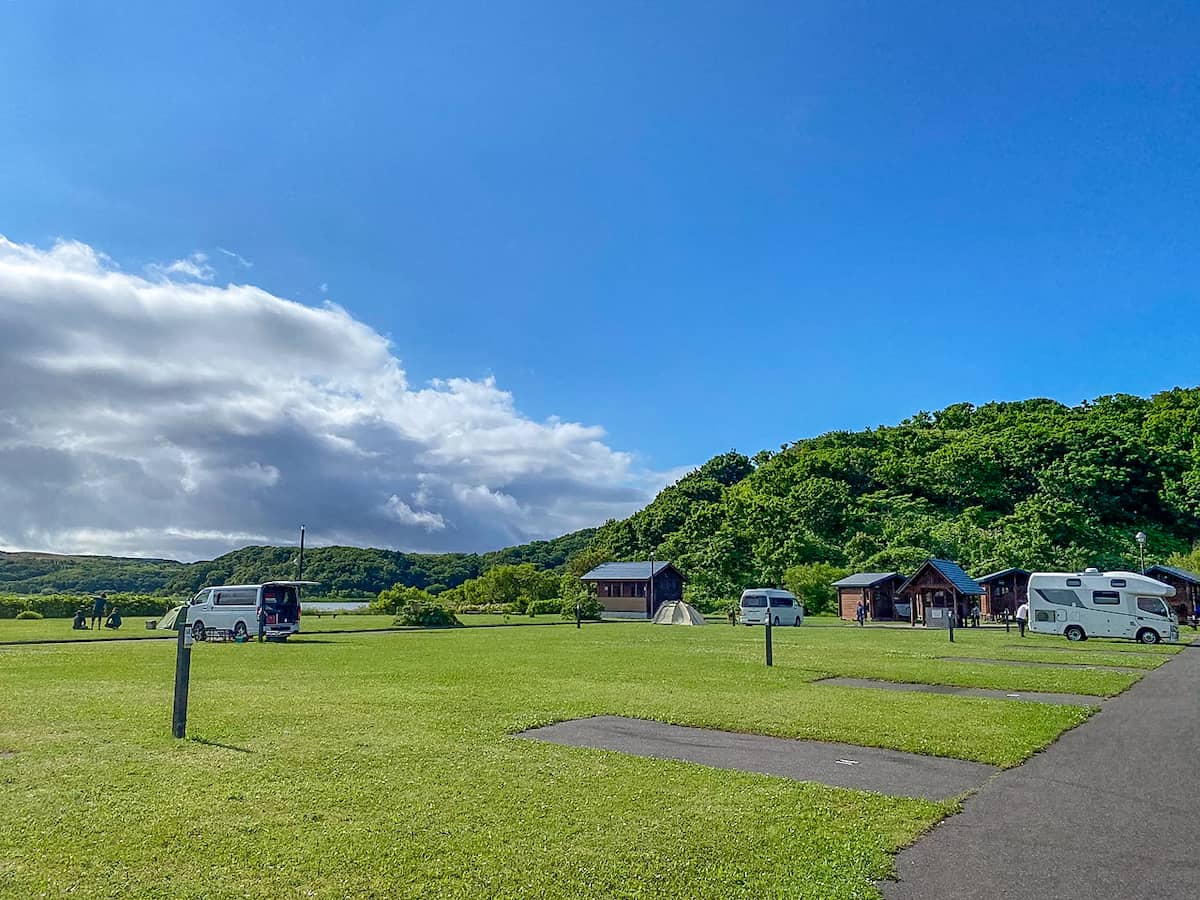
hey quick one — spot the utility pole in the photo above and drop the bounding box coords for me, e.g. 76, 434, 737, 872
171, 604, 193, 738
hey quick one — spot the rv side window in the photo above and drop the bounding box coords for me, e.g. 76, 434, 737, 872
1110, 579, 1127, 588
1034, 609, 1054, 622
1035, 589, 1084, 608
770, 597, 793, 608
1066, 578, 1082, 587
1092, 591, 1121, 605
1136, 597, 1168, 617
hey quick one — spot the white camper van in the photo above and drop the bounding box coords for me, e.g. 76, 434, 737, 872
184, 581, 316, 641
1028, 569, 1179, 644
739, 589, 804, 626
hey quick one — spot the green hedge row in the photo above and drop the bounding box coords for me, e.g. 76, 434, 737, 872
0, 594, 183, 619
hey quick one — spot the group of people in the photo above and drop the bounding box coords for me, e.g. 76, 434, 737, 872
71, 593, 121, 631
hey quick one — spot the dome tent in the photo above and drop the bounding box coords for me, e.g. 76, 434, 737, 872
651, 600, 706, 626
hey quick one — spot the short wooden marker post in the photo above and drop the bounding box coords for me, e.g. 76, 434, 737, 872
171, 604, 193, 739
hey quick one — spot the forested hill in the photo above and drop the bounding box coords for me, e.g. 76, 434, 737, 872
584, 388, 1200, 605
0, 529, 595, 596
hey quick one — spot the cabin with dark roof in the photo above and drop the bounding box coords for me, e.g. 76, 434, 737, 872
974, 568, 1030, 619
897, 559, 983, 627
832, 572, 906, 621
580, 561, 685, 619
1145, 565, 1200, 622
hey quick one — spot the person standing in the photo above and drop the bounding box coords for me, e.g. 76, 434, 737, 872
1015, 599, 1030, 637
970, 601, 981, 628
90, 592, 107, 631
856, 600, 866, 627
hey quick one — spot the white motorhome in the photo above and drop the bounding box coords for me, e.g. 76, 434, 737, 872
739, 589, 804, 626
1028, 569, 1179, 644
181, 581, 317, 641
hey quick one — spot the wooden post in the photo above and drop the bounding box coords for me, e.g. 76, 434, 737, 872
171, 604, 192, 738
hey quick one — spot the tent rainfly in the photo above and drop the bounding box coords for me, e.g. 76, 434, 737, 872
651, 600, 706, 626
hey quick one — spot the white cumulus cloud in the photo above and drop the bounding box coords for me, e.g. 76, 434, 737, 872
0, 236, 662, 560
148, 251, 215, 282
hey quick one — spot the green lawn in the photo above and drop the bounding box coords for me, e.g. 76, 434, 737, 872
0, 622, 1164, 898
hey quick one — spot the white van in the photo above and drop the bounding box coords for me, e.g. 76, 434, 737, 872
185, 581, 316, 641
739, 589, 804, 626
1028, 569, 1179, 644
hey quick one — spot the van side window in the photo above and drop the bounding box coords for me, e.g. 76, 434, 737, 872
1136, 597, 1167, 617
770, 597, 793, 607
1110, 579, 1127, 588
1035, 589, 1084, 608
1066, 578, 1082, 587
191, 590, 207, 605
1092, 591, 1121, 605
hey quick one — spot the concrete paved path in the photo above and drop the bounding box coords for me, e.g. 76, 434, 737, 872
939, 655, 1144, 673
815, 677, 1104, 706
882, 645, 1199, 900
517, 716, 996, 801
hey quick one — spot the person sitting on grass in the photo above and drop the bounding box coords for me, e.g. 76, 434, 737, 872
72, 608, 89, 630
103, 606, 122, 630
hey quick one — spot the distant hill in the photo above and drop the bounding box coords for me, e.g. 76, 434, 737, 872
0, 529, 596, 597
583, 388, 1200, 605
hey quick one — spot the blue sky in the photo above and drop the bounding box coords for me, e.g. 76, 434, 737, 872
2, 3, 1198, 555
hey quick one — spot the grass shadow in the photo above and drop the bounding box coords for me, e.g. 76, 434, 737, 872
189, 736, 253, 754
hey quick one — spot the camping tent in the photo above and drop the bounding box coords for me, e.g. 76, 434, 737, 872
651, 600, 706, 626
156, 604, 185, 631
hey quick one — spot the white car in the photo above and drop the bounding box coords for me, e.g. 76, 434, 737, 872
739, 589, 804, 626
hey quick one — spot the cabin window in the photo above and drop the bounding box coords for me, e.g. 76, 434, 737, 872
1092, 591, 1121, 606
1110, 579, 1127, 588
1066, 578, 1082, 587
1136, 597, 1168, 617
1035, 589, 1084, 608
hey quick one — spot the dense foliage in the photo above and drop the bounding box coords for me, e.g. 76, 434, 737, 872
587, 389, 1200, 608
0, 593, 179, 619
0, 529, 594, 597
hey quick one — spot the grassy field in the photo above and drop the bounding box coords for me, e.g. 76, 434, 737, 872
0, 621, 1176, 898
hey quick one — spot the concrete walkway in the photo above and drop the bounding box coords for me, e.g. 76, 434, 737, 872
815, 677, 1104, 706
517, 716, 996, 801
882, 644, 1199, 900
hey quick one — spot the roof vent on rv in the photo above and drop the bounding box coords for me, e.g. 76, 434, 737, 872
1083, 567, 1101, 574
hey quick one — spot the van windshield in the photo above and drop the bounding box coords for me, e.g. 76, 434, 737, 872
741, 595, 767, 608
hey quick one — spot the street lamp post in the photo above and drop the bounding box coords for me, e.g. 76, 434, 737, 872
1136, 531, 1147, 574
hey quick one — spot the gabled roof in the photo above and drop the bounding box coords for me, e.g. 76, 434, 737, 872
1145, 564, 1200, 585
974, 567, 1031, 583
832, 572, 902, 588
581, 561, 677, 581
899, 558, 983, 595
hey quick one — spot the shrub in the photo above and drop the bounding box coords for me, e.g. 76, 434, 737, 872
559, 592, 603, 621
372, 584, 435, 615
15, 610, 43, 620
393, 599, 461, 628
526, 598, 561, 617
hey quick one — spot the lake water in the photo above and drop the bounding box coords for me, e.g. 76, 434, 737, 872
302, 601, 371, 613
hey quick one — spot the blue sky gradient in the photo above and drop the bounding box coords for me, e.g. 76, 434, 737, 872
4, 1, 1198, 473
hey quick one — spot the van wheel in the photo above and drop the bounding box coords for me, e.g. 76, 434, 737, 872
233, 622, 247, 639
773, 616, 780, 626
1064, 625, 1085, 642
793, 616, 802, 627
1137, 628, 1160, 645
192, 622, 206, 642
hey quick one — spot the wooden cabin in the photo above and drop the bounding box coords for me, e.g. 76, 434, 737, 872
974, 568, 1030, 618
832, 572, 906, 621
897, 559, 984, 627
1145, 565, 1200, 622
581, 561, 685, 619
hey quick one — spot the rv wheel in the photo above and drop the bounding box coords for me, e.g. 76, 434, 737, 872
1137, 628, 1160, 645
1064, 625, 1085, 642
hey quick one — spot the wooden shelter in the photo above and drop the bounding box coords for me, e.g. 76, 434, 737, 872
897, 559, 984, 627
832, 572, 906, 621
581, 561, 685, 620
1145, 565, 1200, 623
974, 568, 1030, 619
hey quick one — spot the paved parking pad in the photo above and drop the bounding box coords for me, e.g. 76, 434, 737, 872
814, 676, 1102, 706
938, 655, 1142, 673
516, 716, 997, 801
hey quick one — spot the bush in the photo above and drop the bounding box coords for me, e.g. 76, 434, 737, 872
559, 593, 603, 621
454, 603, 513, 615
393, 599, 462, 628
0, 593, 179, 619
526, 598, 561, 617
15, 609, 43, 620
